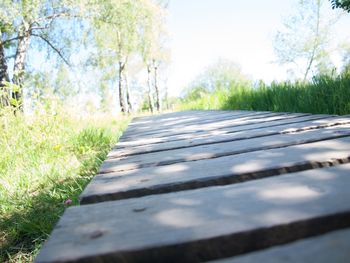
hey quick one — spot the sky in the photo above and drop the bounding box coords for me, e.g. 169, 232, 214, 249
166, 0, 350, 96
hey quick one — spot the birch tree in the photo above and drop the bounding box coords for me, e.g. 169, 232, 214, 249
0, 24, 11, 107
93, 0, 166, 114
93, 0, 147, 113
0, 0, 84, 110
274, 0, 342, 81
139, 1, 168, 112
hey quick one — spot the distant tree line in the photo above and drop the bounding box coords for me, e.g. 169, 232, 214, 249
182, 0, 350, 102
0, 0, 169, 114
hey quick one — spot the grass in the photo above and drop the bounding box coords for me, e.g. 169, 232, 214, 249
178, 73, 350, 115
0, 109, 129, 262
1, 72, 349, 262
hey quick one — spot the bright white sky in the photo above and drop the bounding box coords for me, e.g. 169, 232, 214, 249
166, 0, 350, 96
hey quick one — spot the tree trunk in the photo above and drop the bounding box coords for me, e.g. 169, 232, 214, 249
164, 84, 169, 111
13, 27, 31, 111
303, 51, 315, 82
118, 61, 126, 113
153, 64, 161, 112
147, 65, 154, 113
124, 71, 132, 113
303, 0, 321, 82
0, 40, 9, 108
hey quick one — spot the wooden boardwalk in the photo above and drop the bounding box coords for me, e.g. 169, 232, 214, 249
36, 110, 350, 262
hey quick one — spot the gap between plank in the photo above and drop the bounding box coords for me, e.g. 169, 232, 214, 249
114, 115, 328, 151
120, 113, 307, 141
103, 121, 350, 172
82, 156, 350, 204
121, 111, 283, 139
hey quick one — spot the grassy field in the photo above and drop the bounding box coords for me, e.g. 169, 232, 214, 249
178, 74, 350, 115
0, 109, 129, 262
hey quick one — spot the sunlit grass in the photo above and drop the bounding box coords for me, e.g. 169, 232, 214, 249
0, 109, 129, 262
178, 74, 350, 115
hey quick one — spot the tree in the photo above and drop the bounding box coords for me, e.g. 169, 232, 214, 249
187, 59, 250, 94
123, 70, 133, 112
0, 26, 10, 107
138, 0, 168, 113
0, 0, 83, 110
274, 0, 342, 81
0, 0, 169, 113
340, 42, 350, 74
151, 48, 170, 112
182, 59, 251, 101
92, 0, 163, 114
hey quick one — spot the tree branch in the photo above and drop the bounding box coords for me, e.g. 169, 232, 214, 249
32, 34, 71, 66
5, 53, 16, 60
34, 11, 72, 24
31, 25, 50, 31
2, 36, 22, 45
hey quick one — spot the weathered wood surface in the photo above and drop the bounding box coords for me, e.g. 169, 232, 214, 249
115, 114, 330, 150
123, 111, 278, 135
212, 228, 350, 263
36, 164, 350, 262
81, 132, 350, 204
120, 112, 310, 142
101, 122, 350, 173
122, 110, 269, 137
35, 110, 350, 262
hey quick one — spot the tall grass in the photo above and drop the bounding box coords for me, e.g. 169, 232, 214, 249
0, 109, 129, 262
178, 74, 350, 115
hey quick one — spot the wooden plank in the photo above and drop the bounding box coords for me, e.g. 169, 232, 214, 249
110, 116, 350, 158
130, 110, 210, 124
115, 114, 329, 150
127, 110, 264, 130
80, 135, 350, 204
99, 124, 350, 174
129, 110, 248, 127
36, 164, 350, 263
122, 110, 258, 138
125, 110, 258, 136
120, 112, 304, 141
212, 228, 350, 263
121, 111, 213, 138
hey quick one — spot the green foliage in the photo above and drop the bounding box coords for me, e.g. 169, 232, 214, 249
274, 0, 341, 80
182, 85, 209, 102
0, 81, 22, 108
93, 0, 139, 60
330, 0, 350, 11
0, 0, 91, 113
89, 0, 167, 113
178, 73, 350, 116
0, 110, 129, 262
91, 0, 165, 66
138, 0, 168, 63
181, 59, 251, 103
0, 0, 83, 57
1, 0, 169, 114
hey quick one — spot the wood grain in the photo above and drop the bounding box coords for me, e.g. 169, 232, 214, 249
81, 134, 350, 204
102, 123, 350, 173
115, 114, 328, 150
35, 110, 350, 263
212, 228, 350, 263
36, 164, 350, 263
